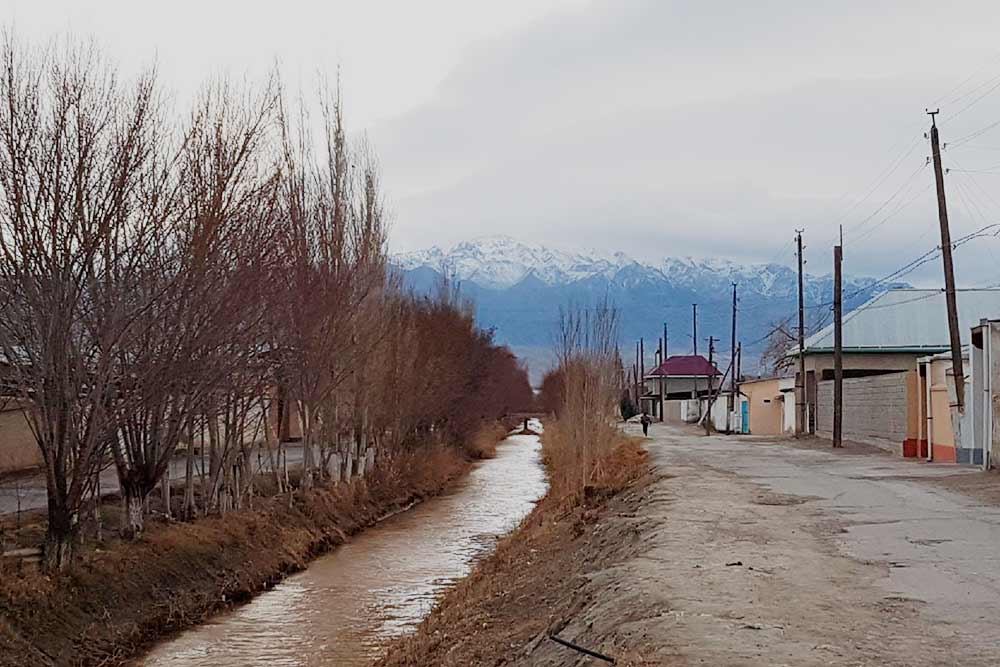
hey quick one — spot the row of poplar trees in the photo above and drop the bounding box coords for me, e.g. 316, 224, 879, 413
0, 35, 532, 571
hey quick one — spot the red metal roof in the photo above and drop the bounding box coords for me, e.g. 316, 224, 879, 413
647, 354, 719, 377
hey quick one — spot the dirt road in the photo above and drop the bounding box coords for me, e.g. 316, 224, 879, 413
0, 446, 305, 516
379, 422, 1000, 666
591, 422, 1000, 666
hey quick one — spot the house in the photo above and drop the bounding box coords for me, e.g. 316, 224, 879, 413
643, 355, 721, 422
737, 377, 795, 435
791, 288, 1000, 457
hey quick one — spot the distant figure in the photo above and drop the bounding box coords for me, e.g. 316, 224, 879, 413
640, 411, 652, 436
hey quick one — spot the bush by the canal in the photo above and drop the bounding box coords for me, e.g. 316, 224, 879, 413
0, 443, 474, 667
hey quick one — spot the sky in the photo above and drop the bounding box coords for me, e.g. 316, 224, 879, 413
7, 0, 1000, 286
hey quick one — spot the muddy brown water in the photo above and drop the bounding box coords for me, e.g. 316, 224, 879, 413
139, 432, 546, 666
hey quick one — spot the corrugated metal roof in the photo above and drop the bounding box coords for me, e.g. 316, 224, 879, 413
800, 288, 1000, 353
647, 354, 720, 377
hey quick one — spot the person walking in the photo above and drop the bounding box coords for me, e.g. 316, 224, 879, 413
640, 411, 652, 436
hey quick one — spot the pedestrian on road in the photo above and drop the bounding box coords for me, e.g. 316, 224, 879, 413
640, 411, 652, 436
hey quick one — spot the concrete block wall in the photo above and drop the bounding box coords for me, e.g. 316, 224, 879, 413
816, 372, 909, 450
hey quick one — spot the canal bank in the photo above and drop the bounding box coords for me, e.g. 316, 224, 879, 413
0, 439, 489, 667
377, 434, 651, 667
139, 432, 546, 666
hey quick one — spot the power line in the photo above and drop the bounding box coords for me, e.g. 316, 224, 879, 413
843, 162, 929, 245
944, 74, 1000, 123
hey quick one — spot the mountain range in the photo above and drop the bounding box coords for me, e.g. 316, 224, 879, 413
394, 236, 906, 383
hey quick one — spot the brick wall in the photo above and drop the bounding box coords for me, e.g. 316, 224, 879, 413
816, 372, 909, 449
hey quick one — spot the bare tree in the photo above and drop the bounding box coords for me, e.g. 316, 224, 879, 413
107, 77, 280, 536
0, 35, 180, 569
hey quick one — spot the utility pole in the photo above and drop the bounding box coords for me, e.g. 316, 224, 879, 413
795, 230, 807, 437
640, 337, 645, 413
735, 342, 743, 433
928, 109, 966, 412
692, 305, 699, 400
729, 282, 738, 431
656, 338, 663, 421
708, 335, 716, 399
635, 341, 640, 410
833, 233, 844, 448
663, 323, 669, 418
692, 304, 698, 356
730, 283, 737, 391
736, 342, 742, 388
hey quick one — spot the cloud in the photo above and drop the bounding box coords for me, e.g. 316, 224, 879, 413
376, 0, 1000, 287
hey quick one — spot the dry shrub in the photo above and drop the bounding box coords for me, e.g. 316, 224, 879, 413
543, 300, 623, 498
463, 422, 508, 459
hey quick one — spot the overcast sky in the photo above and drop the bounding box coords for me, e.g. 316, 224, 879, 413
8, 0, 1000, 285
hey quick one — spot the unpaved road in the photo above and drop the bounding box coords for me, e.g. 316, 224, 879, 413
0, 446, 304, 516
583, 422, 1000, 666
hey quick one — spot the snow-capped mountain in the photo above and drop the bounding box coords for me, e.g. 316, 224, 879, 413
394, 236, 634, 289
393, 235, 906, 381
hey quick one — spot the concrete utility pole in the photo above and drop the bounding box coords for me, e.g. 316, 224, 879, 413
928, 109, 966, 412
833, 235, 844, 448
795, 230, 807, 436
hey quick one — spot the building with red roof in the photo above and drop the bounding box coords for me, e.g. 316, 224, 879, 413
641, 354, 722, 419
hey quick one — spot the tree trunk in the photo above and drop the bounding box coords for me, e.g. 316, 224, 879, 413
300, 402, 313, 490
183, 426, 196, 519
42, 506, 78, 572
121, 486, 146, 539
161, 464, 171, 518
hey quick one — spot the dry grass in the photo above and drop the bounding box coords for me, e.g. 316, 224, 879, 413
0, 444, 470, 667
462, 422, 509, 460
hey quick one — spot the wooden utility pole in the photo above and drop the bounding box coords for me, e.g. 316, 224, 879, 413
795, 230, 807, 436
729, 282, 738, 431
634, 341, 640, 408
736, 342, 742, 388
692, 304, 698, 356
928, 109, 966, 412
663, 323, 669, 417
708, 336, 716, 399
640, 337, 645, 412
692, 305, 699, 399
833, 237, 844, 448
730, 283, 738, 390
657, 338, 663, 419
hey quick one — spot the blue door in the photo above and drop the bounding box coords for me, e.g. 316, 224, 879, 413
741, 401, 749, 434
